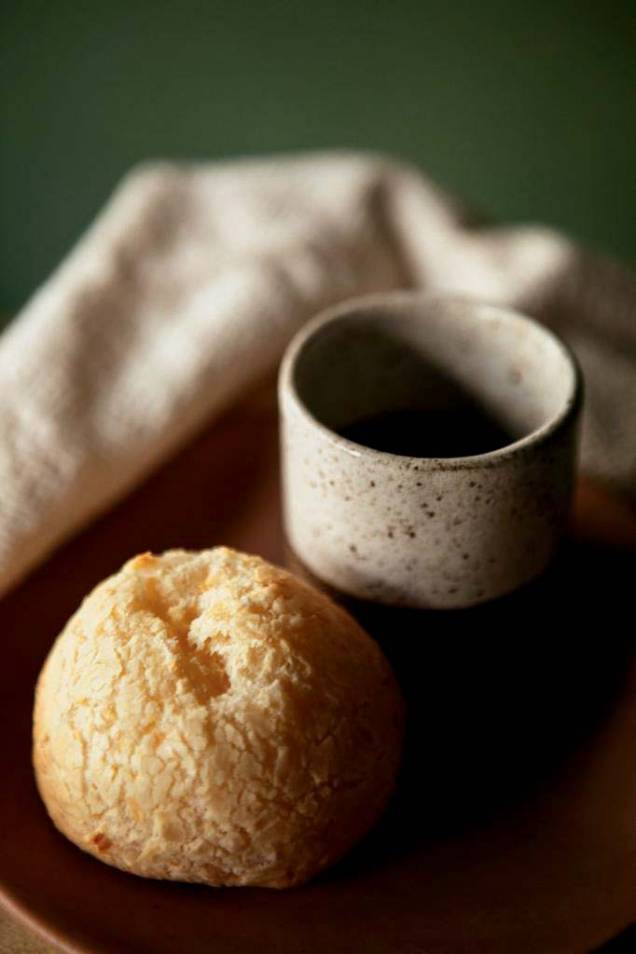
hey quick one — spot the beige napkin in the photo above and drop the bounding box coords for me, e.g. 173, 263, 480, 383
0, 152, 634, 598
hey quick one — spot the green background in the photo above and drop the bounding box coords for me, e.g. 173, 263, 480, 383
2, 0, 635, 316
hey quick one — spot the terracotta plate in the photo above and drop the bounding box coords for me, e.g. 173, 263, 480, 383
2, 387, 636, 954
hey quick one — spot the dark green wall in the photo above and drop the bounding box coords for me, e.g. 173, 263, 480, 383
2, 0, 635, 314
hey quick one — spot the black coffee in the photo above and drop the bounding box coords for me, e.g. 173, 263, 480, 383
338, 406, 513, 458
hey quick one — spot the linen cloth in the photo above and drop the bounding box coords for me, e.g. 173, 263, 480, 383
0, 152, 634, 597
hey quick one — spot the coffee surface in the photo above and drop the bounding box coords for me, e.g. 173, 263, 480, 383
338, 406, 513, 458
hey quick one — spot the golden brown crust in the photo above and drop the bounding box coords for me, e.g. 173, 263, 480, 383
33, 547, 404, 888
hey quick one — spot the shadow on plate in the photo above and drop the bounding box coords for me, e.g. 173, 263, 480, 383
290, 537, 635, 878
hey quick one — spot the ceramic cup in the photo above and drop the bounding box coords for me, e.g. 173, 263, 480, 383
279, 292, 582, 609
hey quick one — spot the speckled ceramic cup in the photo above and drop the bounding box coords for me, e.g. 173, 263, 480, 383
279, 292, 582, 609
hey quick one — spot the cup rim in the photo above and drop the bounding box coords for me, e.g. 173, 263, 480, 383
279, 291, 583, 470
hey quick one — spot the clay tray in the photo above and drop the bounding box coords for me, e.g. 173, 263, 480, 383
1, 384, 636, 954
